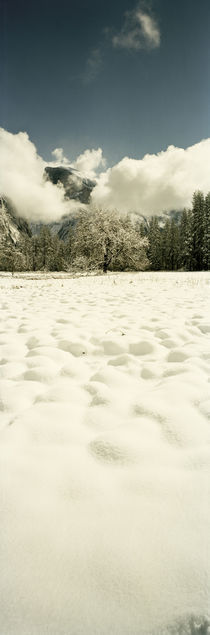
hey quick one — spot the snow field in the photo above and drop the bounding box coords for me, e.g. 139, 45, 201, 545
0, 272, 210, 635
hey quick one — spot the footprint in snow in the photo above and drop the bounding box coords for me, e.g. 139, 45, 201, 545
167, 350, 189, 362
198, 324, 210, 334
58, 340, 87, 357
89, 438, 133, 466
129, 340, 154, 355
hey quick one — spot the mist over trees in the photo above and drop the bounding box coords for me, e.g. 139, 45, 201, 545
0, 191, 209, 272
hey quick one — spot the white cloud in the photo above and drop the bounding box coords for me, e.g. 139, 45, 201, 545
1, 128, 210, 223
50, 146, 106, 180
73, 148, 106, 179
0, 128, 82, 222
51, 147, 70, 166
112, 7, 160, 51
91, 139, 210, 216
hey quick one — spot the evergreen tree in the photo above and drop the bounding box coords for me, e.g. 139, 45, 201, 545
179, 209, 193, 270
191, 191, 205, 270
169, 219, 179, 270
147, 217, 162, 270
161, 219, 171, 270
203, 193, 210, 270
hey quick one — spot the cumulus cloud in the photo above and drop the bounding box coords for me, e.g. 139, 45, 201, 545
51, 147, 70, 166
50, 146, 106, 179
73, 148, 106, 179
91, 139, 210, 216
112, 7, 160, 51
1, 128, 210, 223
0, 128, 84, 222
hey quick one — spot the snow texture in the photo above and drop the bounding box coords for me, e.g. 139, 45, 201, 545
0, 271, 210, 635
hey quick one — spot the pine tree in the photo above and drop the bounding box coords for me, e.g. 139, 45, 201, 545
203, 193, 210, 270
147, 217, 162, 270
179, 209, 193, 270
161, 219, 171, 270
169, 219, 179, 270
191, 191, 205, 270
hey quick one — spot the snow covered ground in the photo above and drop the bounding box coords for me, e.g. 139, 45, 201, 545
0, 271, 210, 635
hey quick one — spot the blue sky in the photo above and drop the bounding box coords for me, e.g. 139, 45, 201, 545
1, 0, 210, 165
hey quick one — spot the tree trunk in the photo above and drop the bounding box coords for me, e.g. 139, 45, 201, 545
103, 252, 108, 273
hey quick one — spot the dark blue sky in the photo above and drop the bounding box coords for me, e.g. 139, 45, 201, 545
1, 0, 210, 164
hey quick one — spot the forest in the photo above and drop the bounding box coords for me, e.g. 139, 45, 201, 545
0, 191, 209, 272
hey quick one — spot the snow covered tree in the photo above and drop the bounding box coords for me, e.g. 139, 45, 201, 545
71, 208, 148, 272
112, 214, 148, 271
0, 238, 26, 271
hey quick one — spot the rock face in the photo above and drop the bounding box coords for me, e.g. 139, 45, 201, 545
44, 166, 95, 204
0, 197, 31, 245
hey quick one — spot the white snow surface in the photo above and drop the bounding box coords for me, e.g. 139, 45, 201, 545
0, 271, 210, 635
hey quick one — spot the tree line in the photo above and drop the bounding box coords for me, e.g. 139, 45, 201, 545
0, 191, 209, 272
